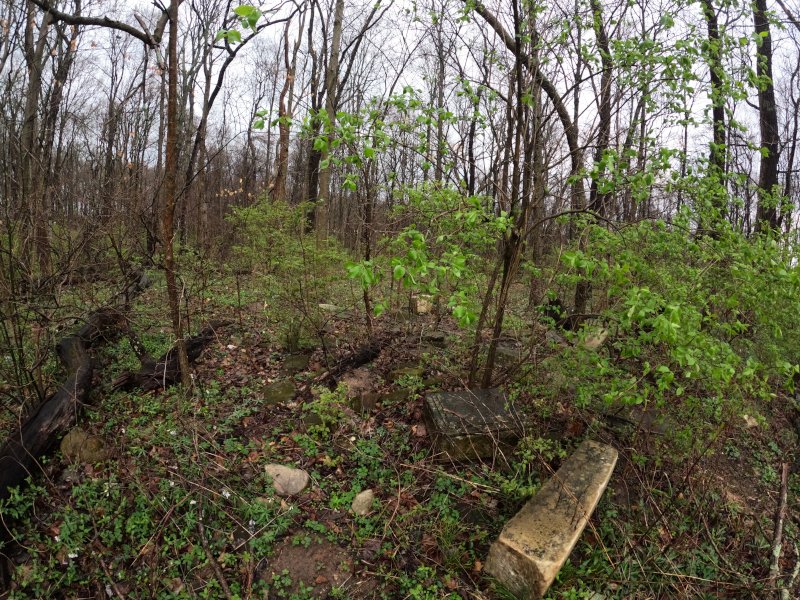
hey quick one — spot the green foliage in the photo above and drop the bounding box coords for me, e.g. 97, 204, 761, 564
550, 214, 800, 455
347, 184, 508, 325
227, 197, 349, 344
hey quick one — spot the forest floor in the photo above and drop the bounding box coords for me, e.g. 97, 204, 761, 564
1, 269, 799, 599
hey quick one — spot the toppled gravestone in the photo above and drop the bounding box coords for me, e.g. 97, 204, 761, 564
485, 440, 618, 599
423, 389, 521, 460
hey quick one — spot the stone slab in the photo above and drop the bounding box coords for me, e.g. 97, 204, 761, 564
423, 389, 521, 460
485, 440, 618, 598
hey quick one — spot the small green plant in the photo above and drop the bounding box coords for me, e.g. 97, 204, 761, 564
303, 383, 349, 439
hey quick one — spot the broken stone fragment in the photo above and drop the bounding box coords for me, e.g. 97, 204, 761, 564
265, 464, 310, 497
580, 327, 609, 350
351, 489, 375, 516
412, 295, 433, 315
485, 440, 617, 599
60, 427, 108, 464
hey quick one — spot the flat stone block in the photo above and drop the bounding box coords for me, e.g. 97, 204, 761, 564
485, 440, 618, 599
423, 389, 521, 460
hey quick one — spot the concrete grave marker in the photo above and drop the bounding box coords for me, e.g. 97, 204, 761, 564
423, 389, 521, 460
485, 440, 618, 599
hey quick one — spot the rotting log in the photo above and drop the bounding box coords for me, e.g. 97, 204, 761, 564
0, 310, 126, 499
0, 273, 149, 501
308, 338, 384, 389
112, 321, 228, 392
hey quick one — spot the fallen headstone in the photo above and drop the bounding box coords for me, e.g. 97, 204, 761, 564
423, 389, 521, 460
485, 440, 618, 599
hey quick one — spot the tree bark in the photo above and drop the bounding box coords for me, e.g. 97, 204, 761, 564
753, 0, 781, 233
163, 0, 191, 388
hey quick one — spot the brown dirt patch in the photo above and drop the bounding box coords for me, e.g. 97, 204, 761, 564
260, 534, 375, 598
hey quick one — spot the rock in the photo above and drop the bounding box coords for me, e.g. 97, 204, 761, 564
318, 303, 341, 313
265, 464, 310, 497
351, 392, 379, 413
545, 330, 568, 347
380, 390, 408, 405
412, 295, 433, 315
496, 343, 522, 367
742, 414, 759, 428
303, 411, 324, 428
424, 389, 521, 460
389, 365, 424, 383
264, 380, 296, 405
60, 428, 108, 464
282, 354, 310, 375
485, 440, 618, 599
581, 327, 608, 350
351, 489, 375, 516
422, 330, 447, 348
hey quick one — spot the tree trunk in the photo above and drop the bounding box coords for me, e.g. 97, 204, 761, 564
163, 0, 191, 388
753, 0, 781, 233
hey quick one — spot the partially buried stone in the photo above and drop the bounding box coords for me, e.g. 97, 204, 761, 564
282, 353, 310, 375
351, 392, 379, 413
265, 464, 310, 497
264, 380, 296, 405
351, 489, 375, 516
60, 427, 108, 464
424, 389, 521, 460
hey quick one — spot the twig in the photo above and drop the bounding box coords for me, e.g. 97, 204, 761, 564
768, 462, 790, 597
98, 555, 127, 600
781, 543, 799, 600
197, 515, 234, 600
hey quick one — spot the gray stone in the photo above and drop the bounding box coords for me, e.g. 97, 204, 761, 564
60, 428, 108, 464
351, 392, 379, 413
485, 440, 618, 599
496, 343, 523, 367
264, 380, 296, 405
351, 489, 375, 516
580, 327, 608, 350
423, 389, 521, 460
282, 353, 310, 375
303, 411, 324, 428
265, 464, 310, 497
421, 330, 447, 347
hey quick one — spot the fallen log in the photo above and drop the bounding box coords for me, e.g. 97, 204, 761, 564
0, 273, 149, 501
0, 310, 127, 500
112, 321, 228, 392
305, 337, 385, 390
